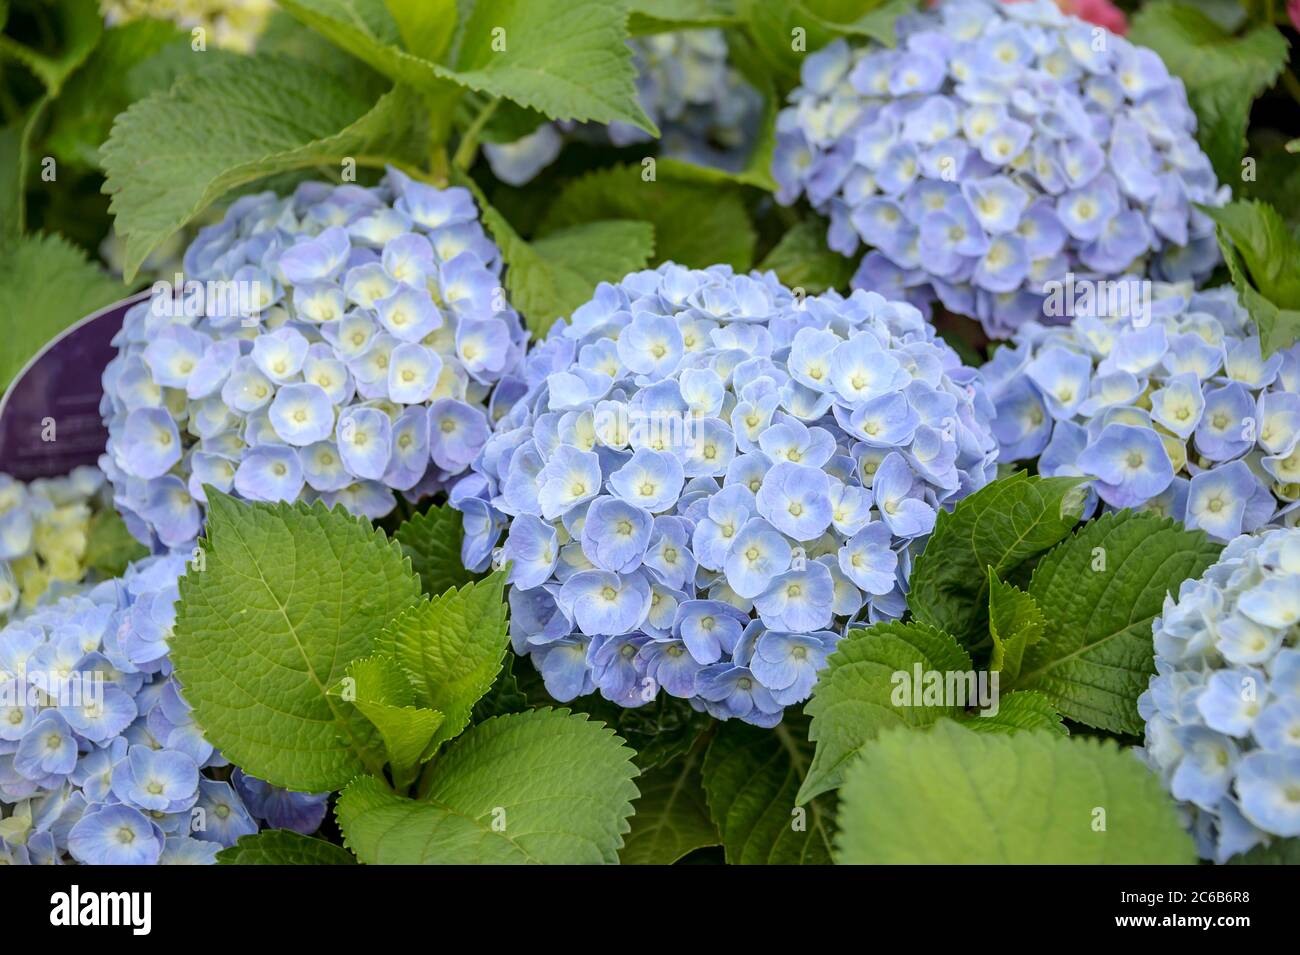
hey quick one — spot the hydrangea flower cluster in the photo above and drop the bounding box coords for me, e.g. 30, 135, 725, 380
771, 0, 1224, 338
100, 169, 528, 550
452, 264, 998, 725
1, 468, 111, 622
0, 552, 326, 865
483, 30, 764, 185
101, 0, 273, 53
1139, 527, 1300, 862
982, 282, 1300, 541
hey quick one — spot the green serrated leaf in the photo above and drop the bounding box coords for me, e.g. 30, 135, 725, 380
336, 709, 640, 863
538, 162, 756, 271
375, 571, 509, 756
835, 721, 1197, 863
218, 830, 357, 865
987, 568, 1045, 683
278, 0, 655, 133
171, 493, 424, 791
331, 654, 445, 789
960, 689, 1066, 736
620, 745, 719, 864
1017, 511, 1222, 734
740, 0, 907, 84
907, 473, 1086, 645
1130, 2, 1287, 183
757, 219, 855, 293
1202, 200, 1300, 354
0, 233, 124, 394
703, 714, 834, 864
384, 0, 456, 61
481, 192, 655, 335
799, 621, 972, 803
82, 507, 149, 580
628, 0, 740, 33
471, 650, 531, 722
100, 54, 416, 281
393, 503, 477, 596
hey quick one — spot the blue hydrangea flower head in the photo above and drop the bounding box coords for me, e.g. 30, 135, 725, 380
982, 282, 1300, 540
483, 29, 764, 185
1139, 527, 1300, 861
771, 0, 1225, 338
100, 169, 529, 549
0, 552, 327, 865
453, 263, 998, 725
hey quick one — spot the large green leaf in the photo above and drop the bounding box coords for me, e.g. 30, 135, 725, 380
539, 162, 756, 271
0, 233, 124, 394
100, 54, 416, 280
702, 715, 834, 864
962, 690, 1066, 737
1016, 512, 1222, 734
277, 0, 654, 132
171, 494, 424, 791
619, 745, 719, 864
218, 830, 357, 865
835, 721, 1197, 864
907, 473, 1086, 645
375, 571, 509, 756
336, 709, 640, 863
798, 622, 971, 803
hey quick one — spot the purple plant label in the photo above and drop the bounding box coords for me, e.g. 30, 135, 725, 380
0, 292, 147, 482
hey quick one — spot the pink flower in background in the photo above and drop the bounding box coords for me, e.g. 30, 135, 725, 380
1002, 0, 1129, 34
1289, 0, 1300, 32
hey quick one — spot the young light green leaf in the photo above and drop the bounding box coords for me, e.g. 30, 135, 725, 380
619, 745, 719, 865
218, 830, 358, 865
171, 494, 424, 791
835, 721, 1196, 864
907, 473, 1086, 646
336, 709, 640, 863
331, 654, 445, 789
987, 568, 1045, 683
961, 690, 1066, 737
703, 714, 834, 864
757, 219, 855, 293
0, 233, 125, 394
393, 503, 477, 597
278, 0, 654, 132
374, 571, 509, 756
1130, 2, 1287, 182
1016, 511, 1222, 734
100, 54, 415, 280
384, 0, 456, 62
538, 162, 757, 271
799, 621, 972, 803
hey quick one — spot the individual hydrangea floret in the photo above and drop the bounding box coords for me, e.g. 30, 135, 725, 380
0, 467, 113, 622
100, 169, 528, 549
484, 30, 764, 185
1139, 527, 1300, 862
771, 0, 1224, 338
982, 282, 1300, 541
452, 263, 998, 726
0, 552, 326, 865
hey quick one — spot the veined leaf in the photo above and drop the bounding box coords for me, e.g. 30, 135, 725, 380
336, 709, 640, 864
218, 830, 357, 865
620, 744, 719, 864
987, 568, 1045, 683
171, 493, 424, 791
835, 721, 1196, 864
